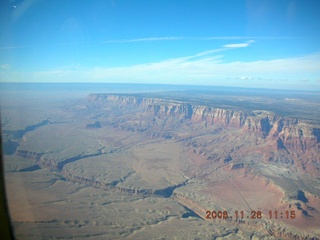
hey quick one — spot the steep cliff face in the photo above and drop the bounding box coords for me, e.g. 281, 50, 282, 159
88, 94, 320, 157
16, 150, 43, 161
61, 168, 186, 198
16, 150, 62, 170
277, 125, 319, 153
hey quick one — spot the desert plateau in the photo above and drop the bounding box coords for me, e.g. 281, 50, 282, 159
1, 83, 320, 239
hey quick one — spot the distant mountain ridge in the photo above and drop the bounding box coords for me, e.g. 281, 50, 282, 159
88, 93, 320, 176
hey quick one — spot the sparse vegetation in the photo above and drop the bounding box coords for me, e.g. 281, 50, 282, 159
2, 87, 320, 239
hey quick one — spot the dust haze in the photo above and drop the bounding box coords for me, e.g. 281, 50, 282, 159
1, 83, 320, 239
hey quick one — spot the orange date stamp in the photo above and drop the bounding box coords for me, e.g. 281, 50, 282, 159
205, 210, 296, 220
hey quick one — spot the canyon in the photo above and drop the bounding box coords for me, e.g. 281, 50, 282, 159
2, 87, 320, 239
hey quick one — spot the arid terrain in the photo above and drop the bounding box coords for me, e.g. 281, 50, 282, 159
1, 84, 320, 239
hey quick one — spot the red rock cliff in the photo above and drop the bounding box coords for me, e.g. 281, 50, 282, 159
88, 94, 320, 158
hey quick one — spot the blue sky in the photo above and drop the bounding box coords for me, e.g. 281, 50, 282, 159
0, 0, 320, 90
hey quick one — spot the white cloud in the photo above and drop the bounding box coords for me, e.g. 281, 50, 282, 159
42, 51, 318, 86
102, 37, 184, 43
1, 64, 10, 69
103, 37, 257, 48
0, 45, 26, 50
5, 42, 320, 90
223, 40, 255, 48
239, 76, 254, 80
85, 51, 320, 90
103, 36, 296, 43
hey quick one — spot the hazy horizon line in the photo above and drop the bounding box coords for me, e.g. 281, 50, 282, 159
0, 81, 319, 93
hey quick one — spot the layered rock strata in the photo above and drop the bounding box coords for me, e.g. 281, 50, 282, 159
88, 94, 320, 161
13, 93, 320, 239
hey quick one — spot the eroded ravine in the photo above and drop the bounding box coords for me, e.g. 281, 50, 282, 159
15, 147, 190, 199
7, 93, 320, 240
3, 120, 50, 155
14, 148, 319, 240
